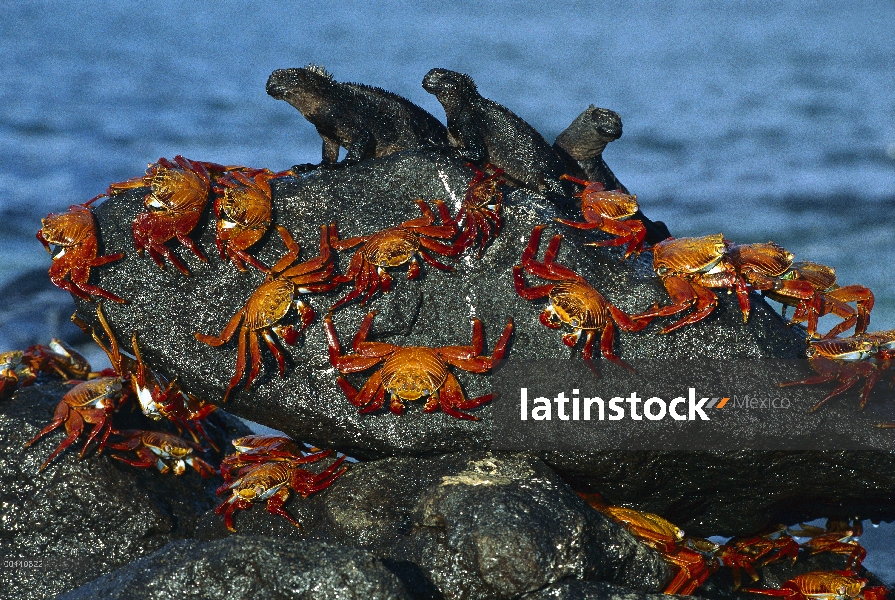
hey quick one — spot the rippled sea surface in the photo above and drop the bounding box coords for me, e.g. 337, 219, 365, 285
1, 0, 893, 580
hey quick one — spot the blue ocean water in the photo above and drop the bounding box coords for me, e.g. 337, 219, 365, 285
0, 0, 893, 579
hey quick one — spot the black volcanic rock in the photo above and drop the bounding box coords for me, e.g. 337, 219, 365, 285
68, 149, 895, 535
0, 382, 222, 600
59, 537, 413, 600
196, 452, 671, 599
522, 581, 687, 600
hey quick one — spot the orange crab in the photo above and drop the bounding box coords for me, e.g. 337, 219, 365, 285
745, 571, 888, 600
110, 429, 216, 477
25, 374, 125, 470
633, 235, 819, 334
325, 311, 513, 420
557, 174, 645, 259
37, 199, 125, 303
221, 434, 309, 480
195, 224, 338, 401
715, 527, 800, 590
788, 521, 866, 573
74, 306, 219, 446
514, 225, 650, 372
578, 494, 715, 595
213, 168, 291, 271
1, 339, 91, 401
780, 330, 895, 412
765, 261, 874, 339
329, 199, 460, 311
452, 163, 505, 257
107, 156, 231, 275
215, 451, 347, 532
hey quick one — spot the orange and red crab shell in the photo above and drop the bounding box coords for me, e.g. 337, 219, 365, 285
325, 311, 513, 420
194, 224, 338, 402
514, 225, 650, 373
213, 168, 292, 271
215, 451, 347, 532
452, 163, 505, 257
37, 199, 125, 303
557, 174, 646, 259
329, 198, 461, 311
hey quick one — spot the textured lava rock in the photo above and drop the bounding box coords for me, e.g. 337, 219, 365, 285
73, 150, 805, 456
70, 149, 895, 535
195, 452, 671, 600
522, 581, 687, 600
58, 537, 413, 600
0, 382, 224, 600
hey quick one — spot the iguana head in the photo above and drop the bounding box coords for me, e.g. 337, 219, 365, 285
266, 66, 334, 101
422, 68, 478, 106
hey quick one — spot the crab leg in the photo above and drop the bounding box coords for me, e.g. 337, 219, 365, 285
513, 266, 553, 300
265, 487, 301, 527
434, 373, 488, 420
418, 248, 455, 271
598, 322, 635, 372
245, 329, 263, 389
262, 331, 287, 376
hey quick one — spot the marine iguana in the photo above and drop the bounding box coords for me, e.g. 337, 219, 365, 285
554, 105, 671, 244
267, 65, 449, 170
421, 68, 567, 196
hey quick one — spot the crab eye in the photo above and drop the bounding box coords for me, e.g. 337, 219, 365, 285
656, 266, 668, 276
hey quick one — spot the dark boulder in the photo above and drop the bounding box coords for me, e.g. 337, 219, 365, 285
58, 537, 413, 600
196, 452, 672, 599
69, 149, 895, 536
0, 382, 223, 600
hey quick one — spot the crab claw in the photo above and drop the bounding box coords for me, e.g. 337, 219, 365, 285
562, 330, 583, 347
274, 325, 301, 346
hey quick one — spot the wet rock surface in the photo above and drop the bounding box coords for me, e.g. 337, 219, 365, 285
58, 537, 413, 600
0, 381, 225, 600
522, 581, 686, 600
70, 149, 895, 535
196, 452, 671, 599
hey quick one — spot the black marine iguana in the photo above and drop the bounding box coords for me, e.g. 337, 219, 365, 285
554, 105, 671, 244
267, 65, 449, 170
422, 68, 567, 196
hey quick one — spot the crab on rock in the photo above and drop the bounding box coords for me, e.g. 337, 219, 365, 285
195, 224, 338, 402
514, 225, 650, 372
557, 174, 645, 259
107, 155, 230, 275
579, 494, 715, 595
451, 163, 505, 257
37, 199, 125, 303
215, 451, 347, 532
765, 261, 874, 339
110, 429, 215, 477
633, 235, 819, 334
325, 311, 514, 420
73, 306, 219, 446
1, 339, 91, 401
745, 571, 888, 600
329, 199, 460, 311
213, 168, 291, 271
779, 330, 895, 412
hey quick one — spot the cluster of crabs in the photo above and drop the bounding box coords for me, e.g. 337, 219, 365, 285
1, 143, 890, 596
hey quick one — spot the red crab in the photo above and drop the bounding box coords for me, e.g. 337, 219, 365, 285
220, 434, 309, 480
779, 330, 895, 412
329, 199, 460, 311
716, 527, 800, 589
1, 339, 91, 401
788, 521, 867, 573
557, 174, 645, 259
325, 311, 514, 420
195, 225, 339, 401
766, 261, 874, 339
37, 199, 125, 303
25, 374, 125, 470
107, 156, 231, 275
213, 168, 291, 271
452, 163, 505, 257
215, 451, 347, 531
633, 235, 820, 334
514, 225, 650, 372
110, 429, 216, 477
579, 494, 715, 595
73, 306, 219, 446
745, 571, 888, 600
